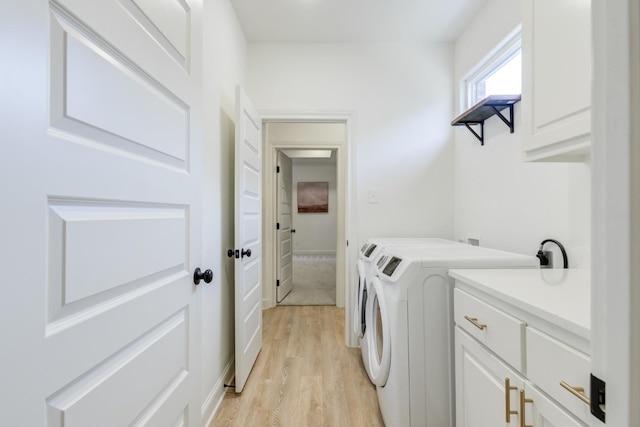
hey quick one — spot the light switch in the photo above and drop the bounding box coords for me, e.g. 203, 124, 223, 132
368, 189, 379, 204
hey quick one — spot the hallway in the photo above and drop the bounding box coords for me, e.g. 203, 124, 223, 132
212, 306, 384, 426
279, 255, 337, 306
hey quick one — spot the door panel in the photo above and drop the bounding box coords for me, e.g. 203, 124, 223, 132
48, 202, 186, 307
53, 0, 192, 79
49, 10, 189, 169
234, 86, 263, 393
120, 0, 190, 63
1, 0, 202, 425
277, 151, 293, 302
46, 310, 188, 427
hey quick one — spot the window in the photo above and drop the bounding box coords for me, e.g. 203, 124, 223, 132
463, 29, 522, 110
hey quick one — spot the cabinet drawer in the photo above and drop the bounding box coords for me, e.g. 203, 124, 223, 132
454, 289, 525, 371
526, 327, 591, 424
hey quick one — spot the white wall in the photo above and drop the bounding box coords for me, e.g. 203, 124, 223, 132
453, 0, 591, 267
201, 0, 247, 423
248, 43, 456, 247
292, 157, 338, 255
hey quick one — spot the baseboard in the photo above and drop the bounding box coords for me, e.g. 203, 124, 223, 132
201, 358, 235, 427
293, 252, 337, 263
293, 250, 336, 257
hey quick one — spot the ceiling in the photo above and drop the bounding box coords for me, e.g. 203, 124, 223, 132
230, 0, 488, 44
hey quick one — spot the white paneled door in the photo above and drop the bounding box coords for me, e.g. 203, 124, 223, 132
1, 1, 203, 425
276, 151, 293, 303
233, 86, 263, 393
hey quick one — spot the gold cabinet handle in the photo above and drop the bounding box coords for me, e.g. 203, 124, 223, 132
519, 390, 533, 427
560, 380, 590, 405
464, 315, 487, 330
504, 378, 518, 422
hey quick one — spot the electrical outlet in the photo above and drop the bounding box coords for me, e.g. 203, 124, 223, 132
368, 189, 379, 204
466, 233, 481, 246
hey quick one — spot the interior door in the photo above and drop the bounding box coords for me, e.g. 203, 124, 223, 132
276, 151, 294, 302
1, 0, 203, 425
233, 86, 263, 393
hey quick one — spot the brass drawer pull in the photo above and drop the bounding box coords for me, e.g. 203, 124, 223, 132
464, 315, 487, 330
560, 380, 590, 405
519, 390, 533, 427
504, 378, 518, 422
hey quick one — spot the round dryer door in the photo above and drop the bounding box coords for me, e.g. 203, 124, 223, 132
354, 260, 366, 337
367, 277, 391, 387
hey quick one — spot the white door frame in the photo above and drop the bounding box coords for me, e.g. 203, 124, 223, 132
591, 0, 640, 425
260, 111, 359, 347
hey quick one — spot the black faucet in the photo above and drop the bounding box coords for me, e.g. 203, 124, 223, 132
536, 239, 569, 269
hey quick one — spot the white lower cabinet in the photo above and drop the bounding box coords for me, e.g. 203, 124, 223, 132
526, 328, 592, 423
453, 287, 591, 426
521, 383, 586, 427
455, 327, 524, 426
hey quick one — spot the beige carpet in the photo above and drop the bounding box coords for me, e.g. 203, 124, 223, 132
278, 255, 336, 305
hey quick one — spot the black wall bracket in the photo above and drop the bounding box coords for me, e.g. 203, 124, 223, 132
451, 95, 521, 145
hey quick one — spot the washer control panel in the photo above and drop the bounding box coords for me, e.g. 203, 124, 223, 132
364, 244, 378, 258
382, 257, 403, 276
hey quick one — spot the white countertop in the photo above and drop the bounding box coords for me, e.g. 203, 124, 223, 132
449, 268, 590, 340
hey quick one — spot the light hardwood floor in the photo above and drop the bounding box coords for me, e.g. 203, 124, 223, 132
211, 306, 385, 427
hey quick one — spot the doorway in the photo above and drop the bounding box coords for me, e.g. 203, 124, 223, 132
262, 119, 352, 315
277, 150, 338, 305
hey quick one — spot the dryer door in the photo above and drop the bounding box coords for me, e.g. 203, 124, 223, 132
354, 259, 367, 338
368, 277, 391, 387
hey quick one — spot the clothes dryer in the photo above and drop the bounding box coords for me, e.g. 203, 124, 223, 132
356, 238, 462, 340
355, 238, 463, 382
367, 245, 538, 427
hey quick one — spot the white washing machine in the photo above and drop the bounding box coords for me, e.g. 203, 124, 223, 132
355, 238, 464, 383
367, 245, 538, 427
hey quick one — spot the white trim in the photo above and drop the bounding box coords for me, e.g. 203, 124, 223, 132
591, 1, 640, 425
201, 358, 235, 427
459, 26, 522, 112
260, 110, 359, 348
293, 250, 337, 257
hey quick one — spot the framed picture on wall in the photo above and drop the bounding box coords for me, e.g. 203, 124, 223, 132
297, 182, 329, 213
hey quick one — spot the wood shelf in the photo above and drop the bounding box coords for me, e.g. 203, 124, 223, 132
451, 95, 521, 145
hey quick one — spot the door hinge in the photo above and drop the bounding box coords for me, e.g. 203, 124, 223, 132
276, 222, 280, 230
590, 374, 606, 422
347, 240, 349, 247
276, 279, 280, 287
277, 166, 280, 173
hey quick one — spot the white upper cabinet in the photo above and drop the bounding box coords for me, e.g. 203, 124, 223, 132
521, 0, 592, 162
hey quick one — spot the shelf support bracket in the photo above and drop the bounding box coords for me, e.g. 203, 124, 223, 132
450, 95, 521, 146
490, 104, 515, 133
464, 123, 484, 145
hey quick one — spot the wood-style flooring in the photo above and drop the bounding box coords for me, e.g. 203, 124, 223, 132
211, 306, 385, 427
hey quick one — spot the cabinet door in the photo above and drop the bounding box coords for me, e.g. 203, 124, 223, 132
522, 0, 591, 161
455, 327, 524, 426
526, 327, 592, 424
521, 383, 587, 427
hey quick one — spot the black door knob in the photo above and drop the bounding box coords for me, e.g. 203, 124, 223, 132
241, 248, 252, 258
193, 268, 213, 285
291, 229, 296, 233
227, 249, 235, 258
